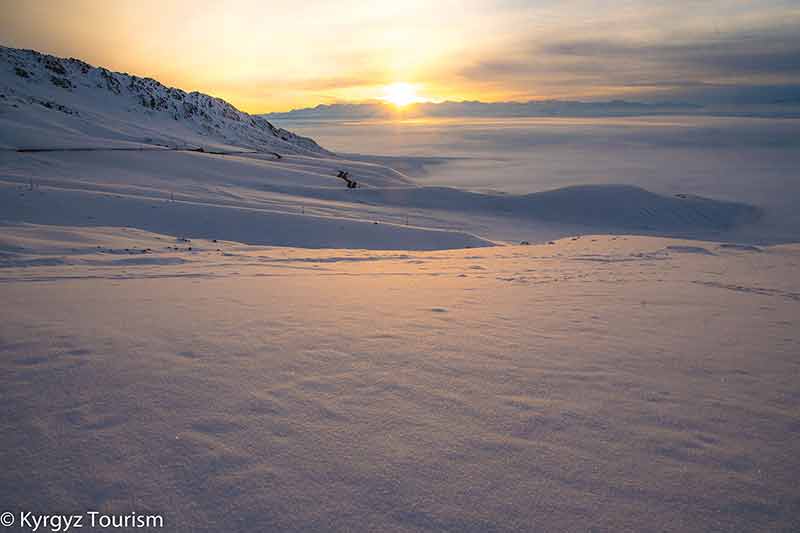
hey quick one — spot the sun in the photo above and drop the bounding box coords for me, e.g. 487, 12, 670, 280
381, 82, 422, 108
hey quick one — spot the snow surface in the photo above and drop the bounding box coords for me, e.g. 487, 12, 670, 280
1, 46, 799, 532
276, 116, 800, 244
1, 226, 799, 532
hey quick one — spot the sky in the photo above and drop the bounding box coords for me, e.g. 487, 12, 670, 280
1, 0, 798, 113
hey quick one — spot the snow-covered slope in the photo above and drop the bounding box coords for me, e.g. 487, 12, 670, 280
1, 225, 798, 532
0, 45, 767, 249
0, 149, 764, 250
0, 46, 326, 154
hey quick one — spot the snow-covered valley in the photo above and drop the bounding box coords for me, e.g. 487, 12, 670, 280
1, 45, 799, 532
0, 46, 778, 250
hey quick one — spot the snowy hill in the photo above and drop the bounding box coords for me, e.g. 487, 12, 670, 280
0, 45, 769, 250
0, 45, 327, 154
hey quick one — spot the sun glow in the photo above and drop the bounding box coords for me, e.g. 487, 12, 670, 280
381, 82, 423, 108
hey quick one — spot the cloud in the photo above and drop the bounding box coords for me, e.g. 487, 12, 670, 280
2, 0, 799, 110
541, 26, 800, 77
456, 18, 800, 99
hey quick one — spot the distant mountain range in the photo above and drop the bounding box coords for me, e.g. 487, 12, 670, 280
263, 96, 800, 121
262, 100, 703, 120
0, 45, 327, 154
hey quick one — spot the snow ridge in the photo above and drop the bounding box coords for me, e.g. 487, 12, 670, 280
0, 45, 328, 155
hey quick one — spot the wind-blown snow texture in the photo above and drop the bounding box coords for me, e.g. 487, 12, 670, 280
0, 226, 799, 532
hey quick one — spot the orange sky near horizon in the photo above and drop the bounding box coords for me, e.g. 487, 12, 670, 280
1, 0, 798, 113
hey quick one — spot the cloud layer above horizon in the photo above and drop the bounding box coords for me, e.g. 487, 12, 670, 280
1, 0, 798, 112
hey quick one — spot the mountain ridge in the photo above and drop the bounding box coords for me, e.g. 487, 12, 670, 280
0, 45, 328, 154
262, 97, 800, 120
262, 99, 704, 120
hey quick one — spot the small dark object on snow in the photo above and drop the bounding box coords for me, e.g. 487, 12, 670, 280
336, 170, 358, 189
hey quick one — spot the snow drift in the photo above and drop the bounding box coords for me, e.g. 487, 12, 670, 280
301, 184, 761, 234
